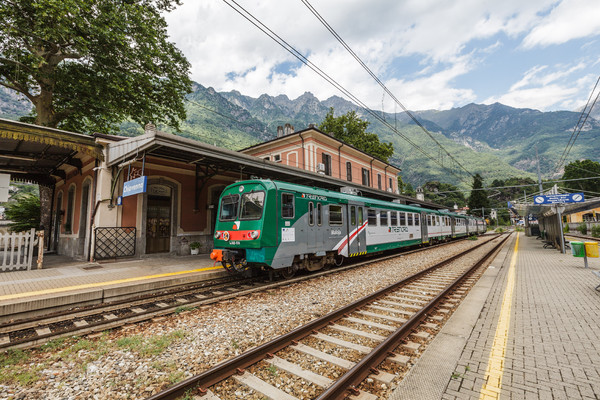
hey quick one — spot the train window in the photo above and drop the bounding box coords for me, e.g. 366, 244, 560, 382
281, 193, 294, 218
407, 213, 413, 226
437, 216, 441, 226
399, 212, 406, 226
380, 211, 388, 226
329, 205, 343, 226
358, 207, 364, 225
391, 211, 398, 226
368, 209, 377, 226
240, 191, 265, 220
317, 203, 323, 226
308, 202, 314, 226
414, 214, 419, 226
427, 215, 431, 226
219, 194, 239, 221
351, 206, 356, 226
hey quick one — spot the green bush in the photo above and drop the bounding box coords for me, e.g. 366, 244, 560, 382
578, 223, 588, 235
591, 225, 600, 238
563, 224, 569, 233
495, 227, 504, 233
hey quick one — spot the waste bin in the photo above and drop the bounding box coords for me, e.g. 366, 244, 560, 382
584, 242, 599, 258
571, 241, 585, 257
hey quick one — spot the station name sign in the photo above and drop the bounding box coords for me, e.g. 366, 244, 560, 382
123, 176, 147, 197
533, 192, 584, 205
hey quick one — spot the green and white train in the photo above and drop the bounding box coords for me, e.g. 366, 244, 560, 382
210, 180, 486, 277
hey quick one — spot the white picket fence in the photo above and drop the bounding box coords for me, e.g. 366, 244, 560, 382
0, 228, 40, 272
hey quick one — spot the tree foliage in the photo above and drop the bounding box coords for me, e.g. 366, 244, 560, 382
319, 108, 394, 162
468, 173, 489, 216
0, 0, 192, 133
423, 181, 466, 209
4, 193, 41, 232
561, 160, 600, 195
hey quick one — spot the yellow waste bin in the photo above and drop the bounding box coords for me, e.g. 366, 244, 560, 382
584, 242, 599, 258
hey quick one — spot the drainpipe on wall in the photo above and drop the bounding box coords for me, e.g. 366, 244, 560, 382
299, 132, 305, 171
338, 144, 344, 179
384, 166, 389, 191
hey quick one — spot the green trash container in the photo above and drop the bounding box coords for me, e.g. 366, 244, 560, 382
571, 241, 585, 257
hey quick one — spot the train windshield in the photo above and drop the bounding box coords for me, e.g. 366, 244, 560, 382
240, 191, 265, 220
219, 194, 239, 221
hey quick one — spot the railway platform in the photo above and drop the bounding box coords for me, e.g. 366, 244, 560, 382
0, 254, 227, 323
392, 232, 600, 400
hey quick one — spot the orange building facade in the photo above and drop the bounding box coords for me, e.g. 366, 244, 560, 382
241, 125, 402, 194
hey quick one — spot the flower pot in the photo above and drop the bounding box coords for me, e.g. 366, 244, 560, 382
190, 248, 200, 255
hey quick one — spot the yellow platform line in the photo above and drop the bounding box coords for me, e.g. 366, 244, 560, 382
0, 265, 224, 302
479, 232, 519, 399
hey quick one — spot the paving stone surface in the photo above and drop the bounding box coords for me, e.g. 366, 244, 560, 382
444, 235, 600, 400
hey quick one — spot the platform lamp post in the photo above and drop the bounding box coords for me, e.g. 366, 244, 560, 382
556, 204, 566, 254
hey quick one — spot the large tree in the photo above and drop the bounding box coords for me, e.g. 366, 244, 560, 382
561, 160, 600, 195
0, 0, 192, 133
468, 173, 489, 216
319, 108, 394, 162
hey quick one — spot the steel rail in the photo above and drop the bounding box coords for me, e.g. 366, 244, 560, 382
0, 238, 467, 351
316, 233, 510, 399
146, 234, 504, 400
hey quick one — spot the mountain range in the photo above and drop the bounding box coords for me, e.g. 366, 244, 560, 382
2, 83, 599, 190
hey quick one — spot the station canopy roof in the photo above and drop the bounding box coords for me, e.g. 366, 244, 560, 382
0, 118, 103, 186
106, 127, 444, 208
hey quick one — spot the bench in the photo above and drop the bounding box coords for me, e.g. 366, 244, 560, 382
594, 270, 600, 291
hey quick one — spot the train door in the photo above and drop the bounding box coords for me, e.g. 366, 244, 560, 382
307, 202, 316, 251
451, 217, 456, 238
348, 203, 366, 256
421, 212, 429, 244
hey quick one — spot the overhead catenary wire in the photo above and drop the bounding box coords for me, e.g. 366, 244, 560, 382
553, 74, 600, 173
299, 0, 474, 179
220, 0, 471, 185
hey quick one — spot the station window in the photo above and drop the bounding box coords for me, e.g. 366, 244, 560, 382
322, 153, 332, 176
380, 211, 388, 226
367, 209, 377, 226
308, 202, 314, 226
329, 205, 343, 226
219, 194, 239, 221
399, 212, 406, 226
346, 162, 352, 181
414, 214, 419, 226
66, 186, 75, 234
317, 203, 322, 226
407, 213, 413, 226
389, 177, 393, 191
281, 193, 294, 218
273, 154, 281, 162
350, 206, 356, 226
391, 211, 398, 226
362, 168, 370, 186
377, 174, 382, 190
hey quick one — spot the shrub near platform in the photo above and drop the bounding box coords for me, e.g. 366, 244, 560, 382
592, 225, 600, 238
578, 223, 588, 235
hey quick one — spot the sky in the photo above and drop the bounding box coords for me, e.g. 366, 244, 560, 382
164, 0, 600, 113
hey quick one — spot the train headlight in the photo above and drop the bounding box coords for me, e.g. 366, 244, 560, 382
249, 230, 259, 240
222, 231, 230, 241
214, 231, 221, 240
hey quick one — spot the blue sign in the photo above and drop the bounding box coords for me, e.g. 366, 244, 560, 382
116, 196, 123, 206
123, 176, 147, 197
533, 192, 584, 205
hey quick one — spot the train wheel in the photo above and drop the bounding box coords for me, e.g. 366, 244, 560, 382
280, 266, 296, 279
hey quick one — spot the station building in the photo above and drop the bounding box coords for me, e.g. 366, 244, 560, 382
0, 118, 438, 263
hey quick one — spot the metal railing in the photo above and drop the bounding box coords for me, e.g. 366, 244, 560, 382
94, 227, 136, 260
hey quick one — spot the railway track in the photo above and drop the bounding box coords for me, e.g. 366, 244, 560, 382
564, 233, 599, 242
147, 233, 508, 400
0, 238, 482, 351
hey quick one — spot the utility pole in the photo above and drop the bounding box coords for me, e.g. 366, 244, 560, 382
535, 144, 543, 194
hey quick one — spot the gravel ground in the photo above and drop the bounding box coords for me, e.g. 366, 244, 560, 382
0, 237, 497, 400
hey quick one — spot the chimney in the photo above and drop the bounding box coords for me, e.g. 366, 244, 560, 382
284, 123, 294, 136
416, 186, 425, 201
308, 123, 316, 129
277, 126, 284, 137
145, 123, 157, 134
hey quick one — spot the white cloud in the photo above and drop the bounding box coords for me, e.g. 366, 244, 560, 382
522, 0, 600, 48
164, 0, 599, 112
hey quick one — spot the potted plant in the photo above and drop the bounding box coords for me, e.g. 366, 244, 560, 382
189, 241, 201, 255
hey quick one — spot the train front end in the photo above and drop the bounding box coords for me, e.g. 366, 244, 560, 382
210, 181, 274, 274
